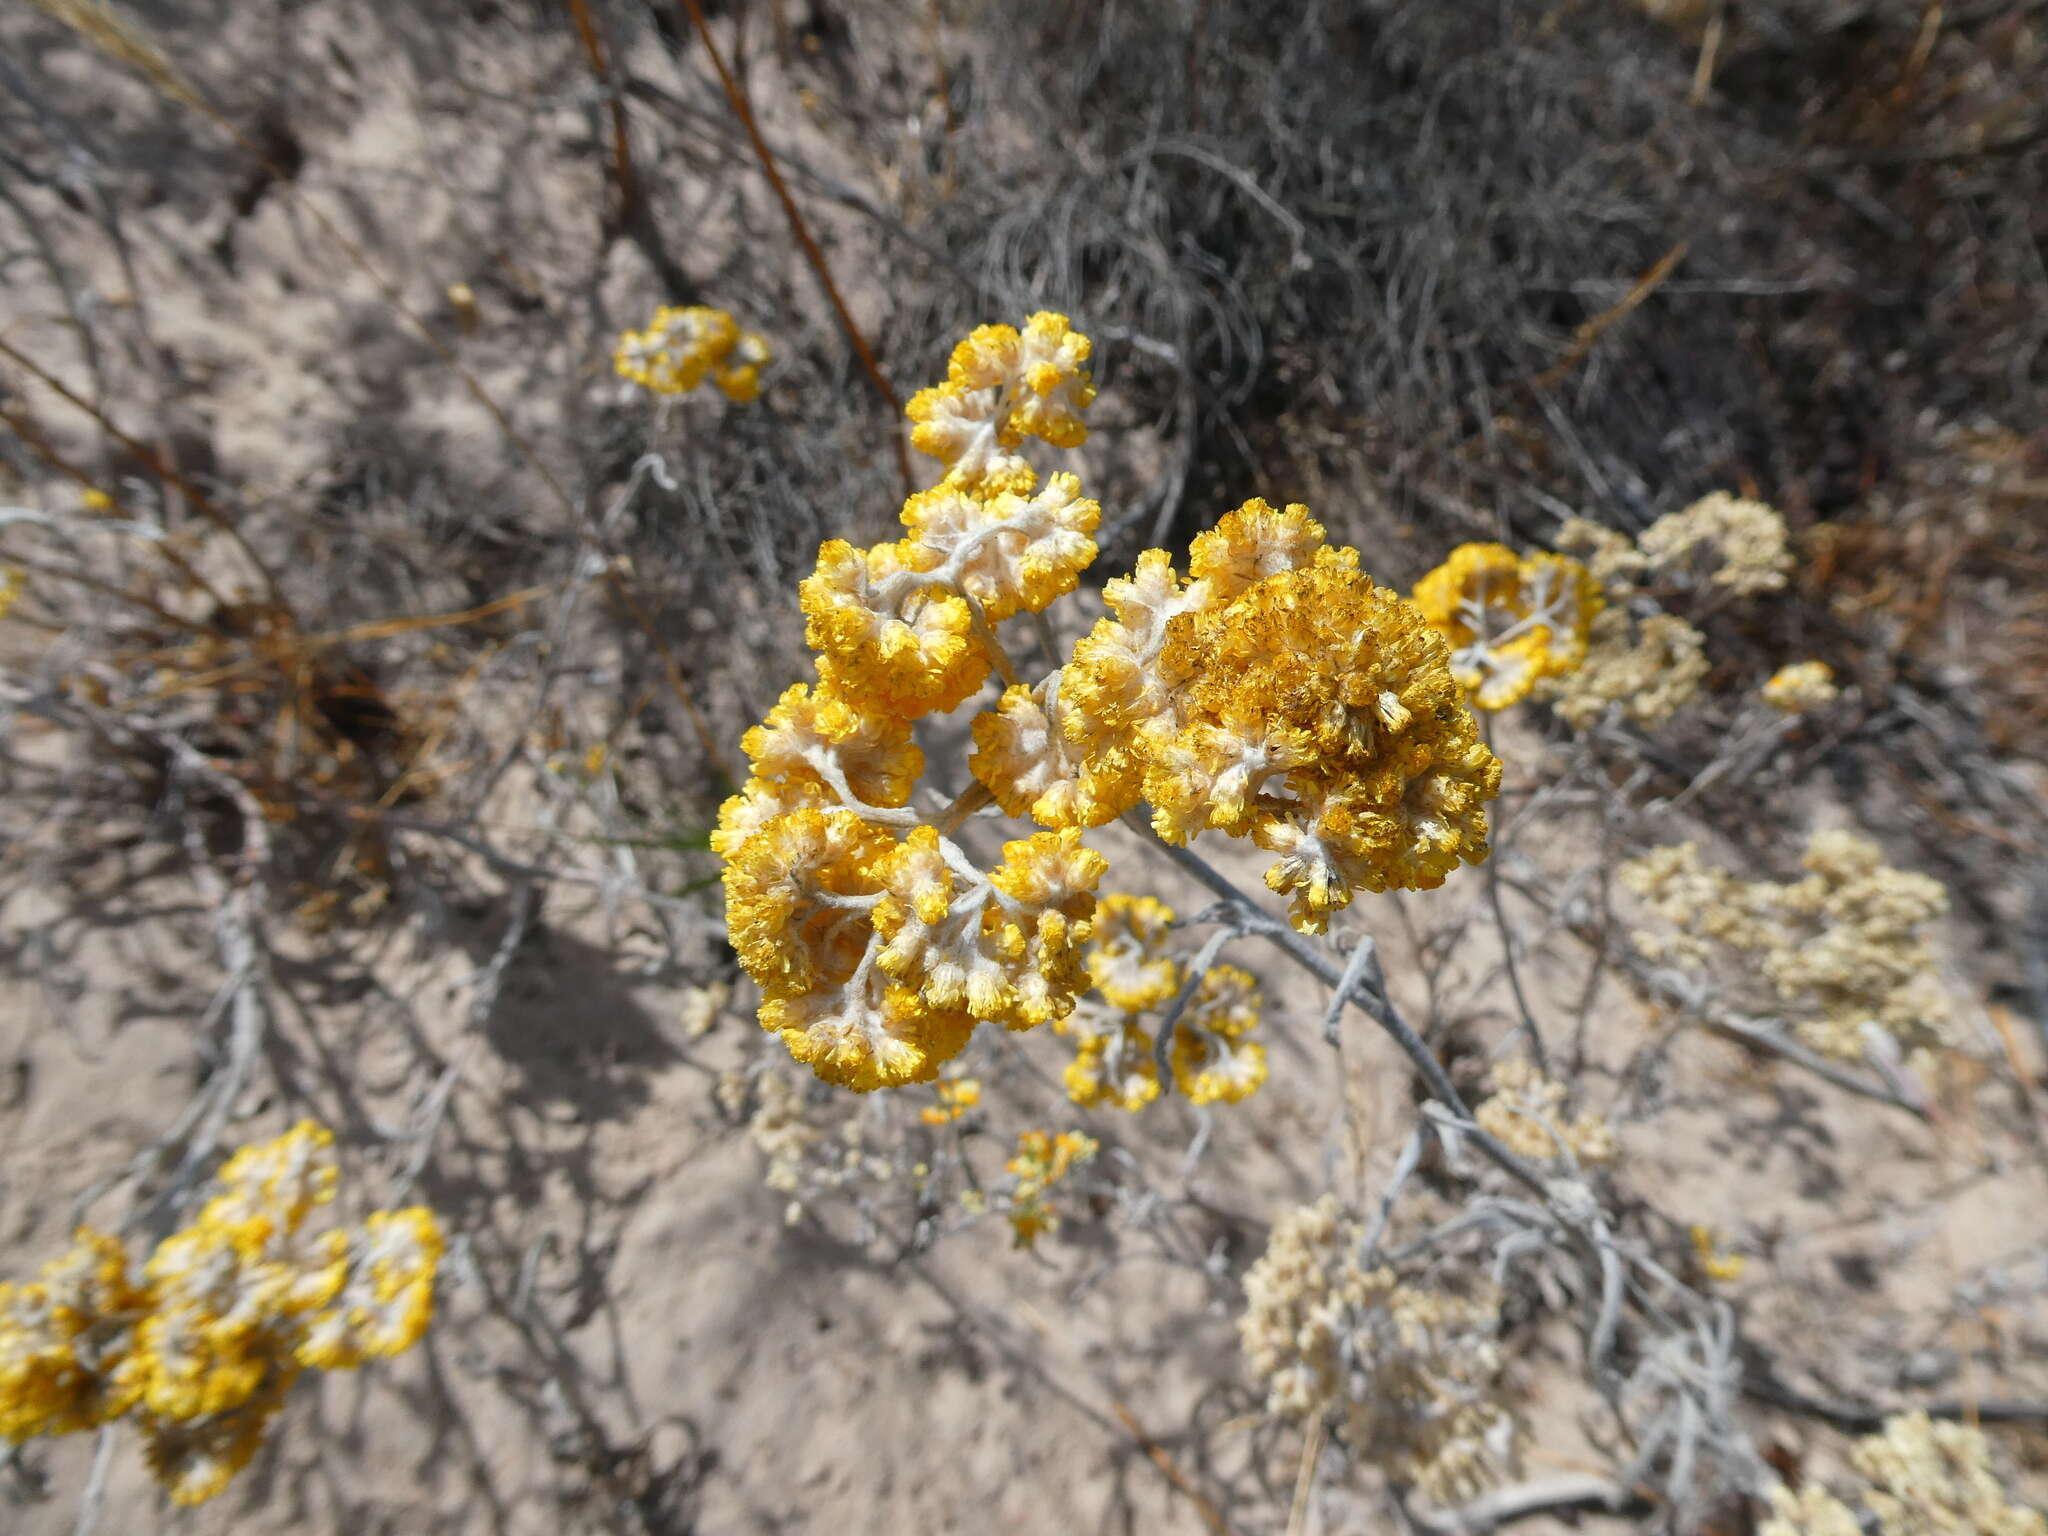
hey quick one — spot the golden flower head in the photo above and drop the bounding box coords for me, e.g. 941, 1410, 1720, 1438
907, 311, 1095, 490
918, 1074, 983, 1126
1411, 542, 1604, 710
614, 304, 769, 400
1054, 896, 1269, 1109
0, 1228, 146, 1441
1005, 1128, 1099, 1247
898, 470, 1100, 624
1083, 893, 1181, 1012
1168, 964, 1268, 1104
979, 501, 1500, 932
799, 539, 990, 719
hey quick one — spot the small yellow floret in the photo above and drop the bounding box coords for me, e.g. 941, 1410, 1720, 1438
1689, 1224, 1747, 1284
1762, 660, 1839, 713
919, 1075, 983, 1125
1005, 1129, 1098, 1247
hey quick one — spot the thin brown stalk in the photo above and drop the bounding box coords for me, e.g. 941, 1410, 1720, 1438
31, 0, 734, 783
565, 0, 643, 219
0, 544, 221, 637
0, 396, 236, 613
1532, 241, 1688, 393
673, 0, 914, 494
564, 0, 694, 299
0, 340, 283, 606
1109, 1399, 1238, 1536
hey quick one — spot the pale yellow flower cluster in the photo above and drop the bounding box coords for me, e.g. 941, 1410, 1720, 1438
726, 1067, 917, 1223
1539, 607, 1711, 729
1636, 491, 1794, 596
1622, 830, 1955, 1064
614, 304, 771, 401
1540, 495, 1791, 728
1472, 1059, 1615, 1166
0, 1123, 441, 1506
1410, 542, 1604, 710
1763, 1413, 2045, 1536
0, 565, 24, 623
729, 1068, 825, 1196
1762, 660, 1840, 714
971, 499, 1502, 932
1005, 1129, 1098, 1248
1055, 894, 1266, 1110
1240, 1197, 1514, 1505
1544, 513, 1733, 728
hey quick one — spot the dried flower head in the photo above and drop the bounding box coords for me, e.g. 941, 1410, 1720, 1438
1557, 516, 1651, 588
1622, 830, 1955, 1064
1472, 1059, 1615, 1166
1411, 542, 1604, 710
1638, 491, 1794, 595
1537, 607, 1709, 729
0, 1122, 441, 1506
1763, 1413, 2046, 1536
1239, 1197, 1515, 1505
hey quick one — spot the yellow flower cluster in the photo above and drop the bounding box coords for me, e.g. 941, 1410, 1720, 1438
1410, 542, 1603, 710
906, 312, 1096, 491
0, 565, 24, 623
720, 315, 1107, 1093
724, 318, 1504, 1095
1004, 1129, 1098, 1248
1239, 1197, 1514, 1506
1762, 660, 1840, 714
1472, 1059, 1615, 1166
1539, 607, 1710, 729
0, 1122, 441, 1506
1622, 830, 1955, 1064
613, 304, 771, 401
1055, 894, 1266, 1109
919, 1074, 983, 1126
1763, 1412, 2045, 1536
970, 500, 1502, 932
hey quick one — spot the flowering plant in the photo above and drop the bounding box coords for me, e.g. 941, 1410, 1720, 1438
0, 1122, 441, 1505
715, 314, 1504, 1094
